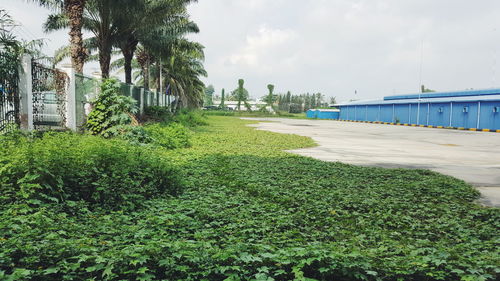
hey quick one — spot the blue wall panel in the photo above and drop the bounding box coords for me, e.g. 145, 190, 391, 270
429, 103, 451, 127
339, 107, 347, 120
317, 111, 339, 119
451, 102, 478, 129
418, 103, 430, 125
338, 99, 499, 130
353, 106, 365, 121
380, 105, 393, 123
306, 110, 318, 118
394, 104, 410, 124
409, 104, 418, 124
479, 101, 500, 130
345, 106, 353, 120
307, 110, 339, 119
367, 105, 379, 121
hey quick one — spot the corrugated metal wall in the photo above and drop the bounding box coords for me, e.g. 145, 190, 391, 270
339, 101, 500, 130
306, 109, 340, 119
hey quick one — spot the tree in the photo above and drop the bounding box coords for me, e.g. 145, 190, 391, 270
263, 84, 277, 106
43, 0, 127, 77
219, 88, 225, 109
0, 9, 46, 58
230, 79, 251, 111
114, 0, 199, 83
329, 96, 337, 105
421, 85, 435, 93
31, 0, 87, 72
204, 84, 214, 106
162, 41, 206, 111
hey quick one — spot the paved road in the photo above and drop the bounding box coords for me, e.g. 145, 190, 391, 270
244, 118, 500, 207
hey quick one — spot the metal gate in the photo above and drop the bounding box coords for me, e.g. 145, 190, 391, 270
0, 52, 20, 133
31, 60, 68, 130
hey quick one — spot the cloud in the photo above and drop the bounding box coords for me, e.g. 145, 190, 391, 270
226, 25, 297, 70
5, 0, 500, 101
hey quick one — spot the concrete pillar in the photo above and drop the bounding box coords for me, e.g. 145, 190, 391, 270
140, 88, 145, 115
427, 103, 430, 125
61, 64, 77, 131
18, 54, 33, 130
477, 101, 481, 129
449, 102, 453, 127
408, 104, 411, 124
392, 104, 395, 122
416, 102, 420, 125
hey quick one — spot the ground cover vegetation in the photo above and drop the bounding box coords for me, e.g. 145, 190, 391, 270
203, 110, 307, 119
0, 116, 498, 280
83, 78, 198, 148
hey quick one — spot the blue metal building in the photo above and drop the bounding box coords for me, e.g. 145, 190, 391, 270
306, 109, 340, 119
335, 88, 500, 131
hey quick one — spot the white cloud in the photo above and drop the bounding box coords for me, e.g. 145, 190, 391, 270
227, 25, 297, 69
5, 0, 500, 100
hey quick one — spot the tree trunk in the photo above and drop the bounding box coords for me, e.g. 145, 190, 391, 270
97, 0, 111, 78
136, 49, 150, 89
144, 58, 150, 89
156, 62, 161, 93
99, 42, 111, 78
121, 37, 138, 84
123, 48, 134, 84
65, 0, 87, 73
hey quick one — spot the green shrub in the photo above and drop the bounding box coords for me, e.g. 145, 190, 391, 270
1, 117, 498, 280
0, 132, 181, 210
86, 79, 138, 137
174, 109, 207, 127
204, 110, 236, 116
104, 124, 153, 145
145, 123, 190, 149
144, 106, 172, 122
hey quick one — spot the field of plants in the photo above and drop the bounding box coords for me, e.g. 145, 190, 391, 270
0, 116, 499, 280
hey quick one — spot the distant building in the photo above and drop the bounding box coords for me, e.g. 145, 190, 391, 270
329, 88, 500, 131
212, 100, 267, 111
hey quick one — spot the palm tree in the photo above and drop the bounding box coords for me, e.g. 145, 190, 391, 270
1, 9, 48, 59
219, 88, 225, 109
31, 0, 87, 73
265, 84, 276, 106
46, 0, 199, 83
163, 41, 207, 110
125, 39, 206, 109
44, 0, 136, 78
115, 0, 198, 84
232, 79, 251, 111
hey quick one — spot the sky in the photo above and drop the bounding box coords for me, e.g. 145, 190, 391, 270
2, 0, 500, 102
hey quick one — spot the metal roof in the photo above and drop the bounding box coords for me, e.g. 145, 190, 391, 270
336, 94, 500, 106
384, 88, 500, 100
308, 109, 340, 112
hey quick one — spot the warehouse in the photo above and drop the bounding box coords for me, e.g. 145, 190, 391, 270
335, 88, 500, 131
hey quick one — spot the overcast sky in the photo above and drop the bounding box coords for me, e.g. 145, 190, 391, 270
2, 0, 500, 102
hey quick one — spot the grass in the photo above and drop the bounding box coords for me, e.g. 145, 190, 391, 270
203, 110, 308, 119
0, 116, 498, 280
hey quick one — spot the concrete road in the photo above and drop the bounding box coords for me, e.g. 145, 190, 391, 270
243, 118, 500, 207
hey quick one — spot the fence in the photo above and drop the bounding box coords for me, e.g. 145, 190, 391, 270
75, 73, 169, 129
31, 61, 69, 130
0, 53, 171, 133
0, 52, 20, 133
